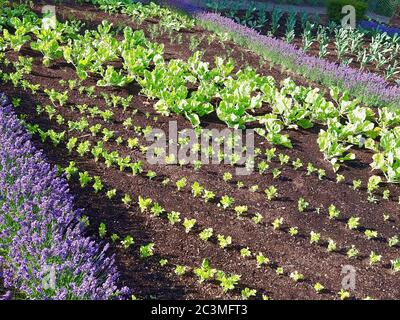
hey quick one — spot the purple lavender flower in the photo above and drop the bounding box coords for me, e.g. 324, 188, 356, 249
359, 20, 400, 37
0, 291, 12, 300
0, 92, 129, 300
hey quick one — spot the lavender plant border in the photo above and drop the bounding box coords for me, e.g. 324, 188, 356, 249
0, 92, 128, 300
194, 11, 400, 107
359, 20, 400, 36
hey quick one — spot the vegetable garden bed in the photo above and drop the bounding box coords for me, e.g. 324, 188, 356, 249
1, 0, 400, 300
199, 6, 400, 86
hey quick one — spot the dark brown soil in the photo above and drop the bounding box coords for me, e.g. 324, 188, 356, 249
1, 0, 400, 300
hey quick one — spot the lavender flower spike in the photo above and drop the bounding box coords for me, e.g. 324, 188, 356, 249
0, 92, 129, 300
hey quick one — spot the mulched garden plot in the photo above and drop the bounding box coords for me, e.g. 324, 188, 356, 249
1, 0, 400, 300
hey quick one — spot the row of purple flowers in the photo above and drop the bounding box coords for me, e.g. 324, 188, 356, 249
359, 20, 400, 37
0, 92, 128, 299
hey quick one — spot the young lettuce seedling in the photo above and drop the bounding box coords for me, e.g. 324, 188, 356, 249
138, 196, 152, 213
217, 234, 232, 249
338, 289, 350, 300
140, 243, 155, 259
314, 283, 325, 294
194, 259, 216, 283
252, 213, 263, 224
199, 228, 213, 241
174, 265, 187, 276
272, 217, 283, 230
167, 211, 181, 225
241, 288, 256, 300
98, 223, 107, 239
290, 271, 304, 282
219, 195, 234, 209
216, 271, 241, 293
347, 245, 359, 258
369, 251, 381, 265
256, 252, 269, 268
240, 247, 252, 258
297, 197, 309, 213
121, 235, 134, 249
150, 203, 165, 217
182, 218, 196, 233
234, 205, 248, 218
122, 194, 132, 207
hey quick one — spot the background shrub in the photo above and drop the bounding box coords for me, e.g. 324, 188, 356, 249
327, 0, 368, 22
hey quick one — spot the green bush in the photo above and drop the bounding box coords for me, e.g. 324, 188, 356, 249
327, 0, 368, 22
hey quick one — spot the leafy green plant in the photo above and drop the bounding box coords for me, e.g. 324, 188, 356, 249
199, 228, 213, 241
314, 283, 325, 294
167, 211, 181, 225
338, 288, 350, 300
176, 177, 187, 191
241, 287, 256, 300
174, 265, 187, 276
297, 197, 309, 213
111, 233, 120, 243
252, 213, 263, 224
388, 236, 399, 248
364, 229, 378, 240
203, 190, 215, 203
182, 218, 196, 233
347, 245, 359, 258
240, 247, 251, 258
328, 204, 340, 220
272, 217, 283, 230
391, 259, 400, 272
98, 223, 107, 239
256, 252, 269, 268
347, 217, 360, 230
77, 141, 91, 157
216, 271, 241, 293
159, 259, 168, 267
264, 186, 278, 201
310, 231, 321, 245
65, 161, 78, 180
93, 176, 104, 193
289, 271, 304, 282
140, 243, 155, 258
150, 203, 165, 217
194, 259, 216, 283
369, 251, 381, 265
106, 189, 117, 200
289, 227, 299, 237
217, 234, 232, 249
220, 195, 234, 209
121, 235, 134, 249
352, 179, 362, 190
122, 194, 132, 207
79, 171, 92, 188
138, 196, 152, 213
327, 239, 337, 252
234, 205, 248, 218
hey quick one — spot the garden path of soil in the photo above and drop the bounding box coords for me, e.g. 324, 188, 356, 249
1, 0, 400, 299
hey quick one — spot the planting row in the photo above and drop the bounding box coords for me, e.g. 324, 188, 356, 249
2, 3, 400, 184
